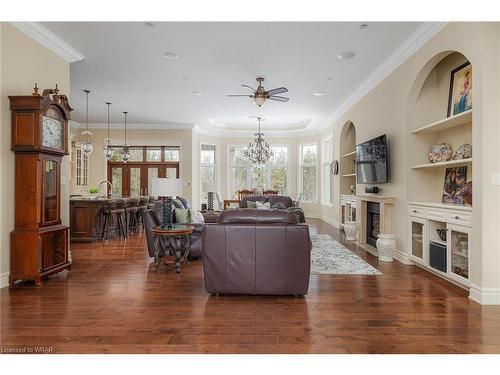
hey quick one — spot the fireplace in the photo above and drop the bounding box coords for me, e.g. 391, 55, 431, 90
366, 202, 380, 247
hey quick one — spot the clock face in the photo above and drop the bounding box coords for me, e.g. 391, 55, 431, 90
42, 116, 64, 149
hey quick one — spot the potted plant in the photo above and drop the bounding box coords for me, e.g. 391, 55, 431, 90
88, 186, 100, 199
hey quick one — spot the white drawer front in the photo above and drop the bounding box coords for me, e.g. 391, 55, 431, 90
448, 211, 472, 226
427, 208, 447, 221
409, 206, 425, 218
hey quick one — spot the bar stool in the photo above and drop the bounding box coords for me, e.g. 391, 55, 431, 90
137, 196, 149, 231
125, 197, 140, 234
147, 196, 156, 210
101, 199, 127, 240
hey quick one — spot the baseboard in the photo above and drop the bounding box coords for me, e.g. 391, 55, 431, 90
319, 215, 342, 229
469, 284, 500, 305
0, 271, 10, 289
392, 249, 412, 265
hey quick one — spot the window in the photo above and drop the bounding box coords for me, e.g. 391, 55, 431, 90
201, 144, 217, 200
75, 147, 88, 187
128, 147, 143, 162
146, 147, 162, 162
164, 146, 180, 162
300, 144, 318, 202
229, 145, 289, 197
106, 145, 180, 197
322, 138, 333, 205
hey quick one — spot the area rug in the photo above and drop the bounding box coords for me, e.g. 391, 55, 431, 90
310, 234, 382, 275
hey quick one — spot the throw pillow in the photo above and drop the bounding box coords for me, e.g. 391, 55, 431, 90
271, 201, 287, 209
175, 208, 191, 223
191, 209, 205, 223
256, 201, 271, 210
246, 200, 258, 208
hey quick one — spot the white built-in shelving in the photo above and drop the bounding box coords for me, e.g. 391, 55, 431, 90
411, 109, 472, 134
411, 158, 472, 170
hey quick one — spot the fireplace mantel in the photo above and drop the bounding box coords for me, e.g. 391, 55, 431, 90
356, 195, 395, 254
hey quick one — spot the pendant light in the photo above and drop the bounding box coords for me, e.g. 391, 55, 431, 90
244, 117, 273, 164
121, 111, 130, 163
81, 89, 94, 155
103, 102, 113, 160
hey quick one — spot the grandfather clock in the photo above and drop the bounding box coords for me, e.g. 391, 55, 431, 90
9, 85, 72, 286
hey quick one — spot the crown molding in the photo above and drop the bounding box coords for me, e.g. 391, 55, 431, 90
318, 22, 448, 134
10, 22, 85, 63
192, 124, 315, 138
72, 122, 196, 130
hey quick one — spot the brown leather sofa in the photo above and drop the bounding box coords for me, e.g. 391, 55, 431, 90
202, 209, 311, 296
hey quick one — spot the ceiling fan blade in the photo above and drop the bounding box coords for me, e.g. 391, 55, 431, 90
268, 96, 289, 102
266, 87, 288, 96
241, 84, 256, 92
226, 94, 253, 97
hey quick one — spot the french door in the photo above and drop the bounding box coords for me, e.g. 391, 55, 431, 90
108, 163, 179, 197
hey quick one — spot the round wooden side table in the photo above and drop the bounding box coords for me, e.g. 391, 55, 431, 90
151, 224, 193, 273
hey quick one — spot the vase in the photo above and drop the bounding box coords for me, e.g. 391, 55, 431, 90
376, 233, 395, 262
344, 221, 357, 241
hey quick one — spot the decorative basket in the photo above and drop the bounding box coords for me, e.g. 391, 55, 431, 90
436, 229, 447, 242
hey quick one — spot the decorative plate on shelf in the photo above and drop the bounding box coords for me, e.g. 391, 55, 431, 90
453, 143, 472, 160
428, 143, 453, 163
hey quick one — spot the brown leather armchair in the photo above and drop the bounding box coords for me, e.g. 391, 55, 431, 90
202, 209, 311, 296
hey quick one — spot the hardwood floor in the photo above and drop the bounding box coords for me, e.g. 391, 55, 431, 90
1, 218, 500, 354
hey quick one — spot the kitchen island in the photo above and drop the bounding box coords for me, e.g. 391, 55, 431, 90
69, 197, 109, 242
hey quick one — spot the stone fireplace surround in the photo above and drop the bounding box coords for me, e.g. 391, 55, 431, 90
356, 195, 395, 255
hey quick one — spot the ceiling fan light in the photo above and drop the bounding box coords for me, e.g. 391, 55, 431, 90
254, 96, 266, 107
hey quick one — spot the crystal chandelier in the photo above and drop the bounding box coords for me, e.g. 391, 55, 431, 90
244, 117, 273, 164
103, 102, 113, 160
121, 111, 130, 163
81, 89, 93, 155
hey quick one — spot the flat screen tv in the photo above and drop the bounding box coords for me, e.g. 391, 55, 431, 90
356, 134, 389, 184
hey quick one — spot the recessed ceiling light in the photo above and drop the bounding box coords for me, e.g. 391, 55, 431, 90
313, 91, 326, 96
144, 22, 155, 27
337, 51, 356, 60
359, 23, 370, 29
163, 51, 178, 60
192, 91, 202, 96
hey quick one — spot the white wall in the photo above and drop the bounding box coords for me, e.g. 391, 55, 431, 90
0, 23, 71, 288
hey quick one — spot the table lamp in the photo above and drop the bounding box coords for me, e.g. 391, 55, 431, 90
202, 181, 217, 211
151, 178, 182, 226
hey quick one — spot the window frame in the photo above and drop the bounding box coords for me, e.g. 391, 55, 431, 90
200, 143, 218, 202
299, 143, 319, 203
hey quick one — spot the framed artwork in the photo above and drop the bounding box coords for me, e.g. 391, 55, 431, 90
447, 62, 472, 117
442, 167, 467, 204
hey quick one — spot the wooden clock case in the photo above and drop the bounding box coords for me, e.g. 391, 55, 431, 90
9, 87, 72, 286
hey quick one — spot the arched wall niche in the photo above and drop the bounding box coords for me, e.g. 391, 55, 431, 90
406, 50, 473, 204
339, 121, 357, 196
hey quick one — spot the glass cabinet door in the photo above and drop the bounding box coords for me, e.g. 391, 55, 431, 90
43, 159, 59, 225
409, 218, 425, 263
448, 225, 470, 280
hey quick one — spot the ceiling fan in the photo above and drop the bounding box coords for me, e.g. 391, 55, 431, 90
227, 77, 289, 107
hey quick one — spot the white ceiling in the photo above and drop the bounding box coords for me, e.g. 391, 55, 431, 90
40, 22, 423, 134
